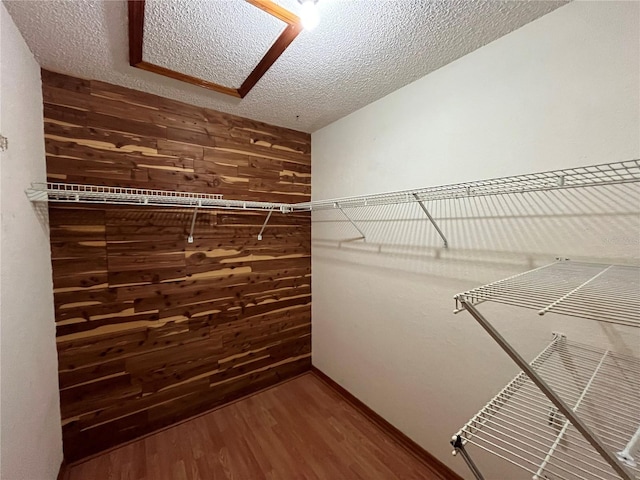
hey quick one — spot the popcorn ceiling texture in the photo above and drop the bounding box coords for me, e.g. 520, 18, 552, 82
3, 0, 567, 133
144, 0, 285, 87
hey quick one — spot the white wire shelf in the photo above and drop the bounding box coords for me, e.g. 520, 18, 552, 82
455, 261, 640, 328
454, 335, 640, 480
25, 182, 294, 212
26, 160, 640, 214
297, 160, 640, 211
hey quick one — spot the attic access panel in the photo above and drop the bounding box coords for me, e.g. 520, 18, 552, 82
128, 0, 302, 98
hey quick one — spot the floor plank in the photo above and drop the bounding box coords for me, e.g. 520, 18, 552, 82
68, 373, 443, 479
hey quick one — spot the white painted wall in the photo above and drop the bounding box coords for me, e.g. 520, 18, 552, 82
0, 4, 63, 479
312, 2, 640, 478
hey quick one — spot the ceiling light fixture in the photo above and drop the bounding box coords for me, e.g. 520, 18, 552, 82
298, 0, 319, 31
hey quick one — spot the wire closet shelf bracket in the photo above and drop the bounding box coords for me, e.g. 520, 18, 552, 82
452, 260, 640, 480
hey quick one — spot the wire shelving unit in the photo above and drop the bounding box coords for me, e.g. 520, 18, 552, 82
454, 334, 640, 480
455, 262, 640, 328
296, 160, 640, 211
453, 261, 640, 480
25, 182, 293, 212
27, 160, 639, 245
26, 160, 640, 213
26, 161, 640, 266
25, 182, 296, 242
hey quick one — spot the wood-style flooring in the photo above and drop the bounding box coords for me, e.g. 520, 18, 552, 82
65, 373, 444, 479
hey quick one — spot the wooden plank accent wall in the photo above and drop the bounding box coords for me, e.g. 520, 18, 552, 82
41, 70, 312, 461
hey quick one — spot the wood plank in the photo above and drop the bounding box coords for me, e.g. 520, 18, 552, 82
87, 111, 167, 139
60, 373, 142, 419
56, 311, 161, 338
167, 127, 217, 148
44, 103, 88, 126
134, 61, 241, 99
46, 138, 185, 173
127, 0, 145, 64
44, 121, 158, 150
237, 22, 303, 98
156, 139, 204, 159
43, 85, 90, 111
41, 69, 91, 92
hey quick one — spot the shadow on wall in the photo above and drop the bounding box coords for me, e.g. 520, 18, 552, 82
31, 200, 50, 236
312, 183, 640, 285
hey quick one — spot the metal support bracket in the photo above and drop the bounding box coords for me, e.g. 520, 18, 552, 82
459, 299, 634, 480
451, 435, 485, 480
258, 209, 273, 241
617, 425, 640, 468
337, 203, 365, 241
533, 346, 609, 479
413, 193, 448, 248
187, 204, 200, 243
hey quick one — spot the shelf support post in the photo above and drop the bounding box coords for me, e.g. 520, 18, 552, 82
412, 193, 448, 248
451, 435, 485, 480
459, 299, 634, 480
187, 205, 199, 244
337, 204, 365, 241
258, 209, 274, 241
617, 425, 640, 467
533, 348, 609, 479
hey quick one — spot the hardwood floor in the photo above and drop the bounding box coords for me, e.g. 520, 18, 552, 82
66, 373, 446, 479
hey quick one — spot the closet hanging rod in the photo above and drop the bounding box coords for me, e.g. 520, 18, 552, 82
296, 159, 640, 211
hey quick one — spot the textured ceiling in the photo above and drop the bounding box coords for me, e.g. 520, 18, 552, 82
144, 0, 285, 87
3, 0, 568, 133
